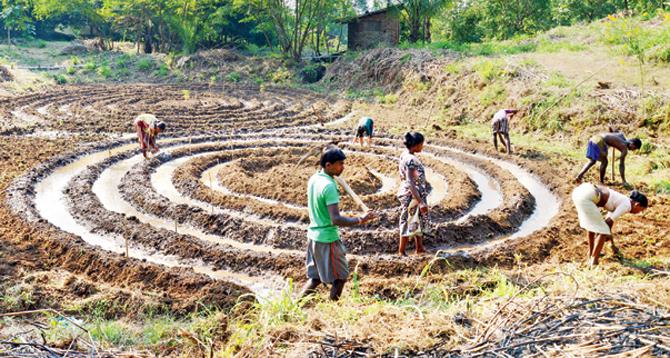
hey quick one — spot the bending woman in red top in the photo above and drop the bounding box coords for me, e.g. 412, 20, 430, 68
133, 113, 166, 158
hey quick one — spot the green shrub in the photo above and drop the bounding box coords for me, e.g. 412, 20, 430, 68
225, 71, 241, 82
97, 65, 112, 78
155, 63, 169, 77
653, 179, 670, 195
648, 45, 670, 63
115, 67, 130, 78
253, 75, 264, 85
271, 66, 291, 83
83, 61, 97, 72
70, 56, 80, 65
35, 40, 47, 48
90, 320, 136, 346
544, 73, 570, 88
443, 62, 462, 75
638, 141, 655, 155
52, 74, 68, 84
137, 57, 154, 71
115, 54, 131, 67
379, 93, 398, 104
473, 60, 506, 82
66, 65, 76, 75
479, 82, 507, 106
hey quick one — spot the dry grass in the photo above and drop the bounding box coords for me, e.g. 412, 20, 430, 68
215, 261, 670, 356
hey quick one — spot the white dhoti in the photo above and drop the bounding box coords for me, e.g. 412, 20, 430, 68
571, 183, 611, 235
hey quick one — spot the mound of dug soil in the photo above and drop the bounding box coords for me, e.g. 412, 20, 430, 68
323, 48, 458, 90
176, 49, 242, 69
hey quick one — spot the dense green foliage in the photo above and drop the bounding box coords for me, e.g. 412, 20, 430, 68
0, 0, 667, 58
432, 0, 668, 43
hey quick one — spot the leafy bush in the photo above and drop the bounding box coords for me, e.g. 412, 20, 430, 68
137, 57, 154, 71
379, 93, 398, 104
298, 63, 325, 83
155, 63, 169, 77
443, 62, 462, 75
115, 67, 130, 78
271, 66, 291, 83
479, 82, 507, 106
225, 71, 241, 82
652, 179, 670, 195
473, 59, 506, 82
115, 54, 131, 67
83, 61, 97, 72
52, 74, 67, 84
66, 65, 76, 75
97, 65, 112, 78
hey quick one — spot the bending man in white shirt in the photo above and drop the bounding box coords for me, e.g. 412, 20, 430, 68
572, 183, 648, 266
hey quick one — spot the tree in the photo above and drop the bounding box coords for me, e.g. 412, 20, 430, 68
355, 0, 368, 13
402, 0, 450, 43
33, 0, 112, 49
1, 0, 34, 45
236, 0, 341, 60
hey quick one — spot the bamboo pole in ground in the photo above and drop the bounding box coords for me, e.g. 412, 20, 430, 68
612, 147, 616, 183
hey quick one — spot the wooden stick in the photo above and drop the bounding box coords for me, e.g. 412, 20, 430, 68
334, 176, 369, 212
611, 147, 615, 183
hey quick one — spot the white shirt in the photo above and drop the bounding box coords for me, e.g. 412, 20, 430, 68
605, 190, 632, 220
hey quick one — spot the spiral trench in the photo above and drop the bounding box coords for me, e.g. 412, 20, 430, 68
6, 84, 559, 299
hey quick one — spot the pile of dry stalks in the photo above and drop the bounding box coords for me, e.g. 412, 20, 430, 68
309, 293, 670, 357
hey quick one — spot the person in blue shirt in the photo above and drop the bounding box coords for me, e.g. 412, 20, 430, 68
353, 116, 374, 146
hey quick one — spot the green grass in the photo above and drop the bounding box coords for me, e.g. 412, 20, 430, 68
90, 320, 136, 347
225, 71, 241, 82
137, 57, 155, 71
652, 179, 670, 194
472, 59, 507, 82
155, 63, 170, 77
544, 72, 571, 88
97, 65, 112, 78
478, 81, 507, 106
83, 61, 97, 72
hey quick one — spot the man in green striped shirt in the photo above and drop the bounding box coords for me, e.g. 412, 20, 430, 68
300, 147, 376, 301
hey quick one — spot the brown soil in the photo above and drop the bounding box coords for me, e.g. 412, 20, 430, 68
2, 82, 668, 354
0, 137, 251, 317
218, 153, 386, 207
0, 83, 350, 135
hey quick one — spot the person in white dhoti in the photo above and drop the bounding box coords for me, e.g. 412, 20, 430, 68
571, 183, 648, 266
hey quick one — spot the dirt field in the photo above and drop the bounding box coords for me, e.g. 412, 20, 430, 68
1, 82, 669, 355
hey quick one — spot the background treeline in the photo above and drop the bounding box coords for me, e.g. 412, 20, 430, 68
0, 0, 668, 58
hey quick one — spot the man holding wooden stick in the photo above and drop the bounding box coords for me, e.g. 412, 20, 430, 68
299, 146, 376, 301
575, 131, 642, 188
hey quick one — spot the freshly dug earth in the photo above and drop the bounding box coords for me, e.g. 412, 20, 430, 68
0, 137, 250, 316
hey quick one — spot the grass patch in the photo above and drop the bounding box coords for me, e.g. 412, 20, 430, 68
155, 63, 170, 77
225, 71, 241, 82
473, 59, 506, 82
652, 179, 670, 195
544, 72, 571, 88
83, 61, 97, 72
137, 57, 155, 71
479, 81, 507, 106
97, 65, 112, 78
90, 320, 136, 347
